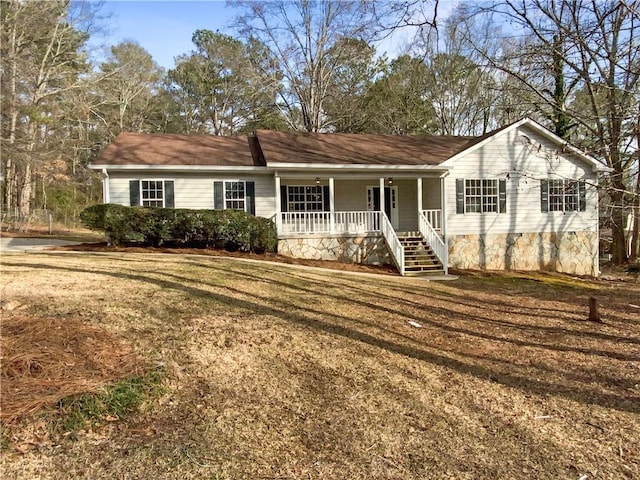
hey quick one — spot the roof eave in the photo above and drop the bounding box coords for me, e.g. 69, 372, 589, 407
266, 162, 451, 172
89, 164, 268, 172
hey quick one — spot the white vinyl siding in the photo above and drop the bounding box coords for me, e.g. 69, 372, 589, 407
442, 124, 598, 236
109, 173, 275, 218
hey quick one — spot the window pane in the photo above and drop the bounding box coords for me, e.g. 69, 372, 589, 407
564, 181, 578, 211
548, 180, 563, 211
141, 180, 164, 207
465, 179, 498, 213
546, 179, 579, 212
225, 181, 246, 210
482, 180, 498, 212
465, 179, 480, 212
287, 185, 324, 212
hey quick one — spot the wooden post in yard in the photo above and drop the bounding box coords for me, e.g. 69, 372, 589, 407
587, 297, 602, 323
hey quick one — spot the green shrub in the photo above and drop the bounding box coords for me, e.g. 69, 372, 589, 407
199, 209, 226, 248
249, 216, 278, 253
137, 208, 172, 247
80, 204, 141, 245
79, 204, 277, 253
79, 204, 109, 230
171, 209, 204, 246
217, 210, 251, 251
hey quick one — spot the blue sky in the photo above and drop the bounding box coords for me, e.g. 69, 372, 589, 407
101, 1, 236, 69
98, 0, 453, 70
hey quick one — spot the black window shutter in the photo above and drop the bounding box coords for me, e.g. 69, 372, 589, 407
322, 185, 330, 211
455, 179, 465, 214
246, 181, 256, 215
578, 181, 586, 211
130, 180, 140, 206
213, 181, 224, 209
499, 179, 507, 213
164, 180, 175, 208
540, 180, 549, 212
280, 185, 288, 212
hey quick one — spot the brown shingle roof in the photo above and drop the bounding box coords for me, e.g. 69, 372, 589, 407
96, 132, 263, 167
95, 128, 508, 169
255, 130, 476, 165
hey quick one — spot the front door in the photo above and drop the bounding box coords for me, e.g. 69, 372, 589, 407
368, 186, 399, 229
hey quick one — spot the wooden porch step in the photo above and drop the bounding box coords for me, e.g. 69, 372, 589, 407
406, 259, 440, 267
404, 269, 446, 277
405, 262, 444, 269
395, 231, 445, 276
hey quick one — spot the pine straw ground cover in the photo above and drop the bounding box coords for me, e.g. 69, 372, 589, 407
1, 315, 143, 422
0, 253, 638, 479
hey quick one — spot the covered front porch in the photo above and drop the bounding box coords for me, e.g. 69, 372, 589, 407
273, 173, 449, 275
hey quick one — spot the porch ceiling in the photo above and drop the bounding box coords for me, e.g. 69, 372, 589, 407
274, 170, 448, 179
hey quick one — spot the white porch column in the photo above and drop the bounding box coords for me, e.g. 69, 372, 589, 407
379, 177, 385, 217
440, 175, 446, 234
417, 177, 423, 214
329, 177, 335, 212
440, 174, 448, 275
329, 177, 335, 233
275, 174, 281, 234
102, 168, 110, 204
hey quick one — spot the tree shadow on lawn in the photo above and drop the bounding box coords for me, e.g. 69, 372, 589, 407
208, 261, 640, 351
278, 263, 640, 330
5, 257, 639, 415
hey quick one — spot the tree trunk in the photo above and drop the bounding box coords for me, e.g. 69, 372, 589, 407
18, 163, 32, 218
2, 1, 20, 216
630, 107, 640, 261
609, 187, 628, 264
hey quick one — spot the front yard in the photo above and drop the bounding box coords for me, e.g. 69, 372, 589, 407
1, 252, 638, 479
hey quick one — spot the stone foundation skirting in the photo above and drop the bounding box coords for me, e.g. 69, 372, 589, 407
278, 234, 391, 265
448, 231, 598, 276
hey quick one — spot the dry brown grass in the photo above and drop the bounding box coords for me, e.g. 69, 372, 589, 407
0, 252, 638, 479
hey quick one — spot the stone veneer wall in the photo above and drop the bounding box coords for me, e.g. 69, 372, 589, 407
278, 234, 391, 265
448, 231, 598, 276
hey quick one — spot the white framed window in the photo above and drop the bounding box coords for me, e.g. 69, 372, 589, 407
541, 179, 585, 213
141, 180, 164, 207
225, 181, 246, 210
214, 180, 255, 214
465, 179, 498, 213
548, 179, 579, 212
287, 185, 324, 212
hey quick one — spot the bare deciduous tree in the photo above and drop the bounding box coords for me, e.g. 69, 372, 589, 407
457, 0, 640, 264
232, 0, 377, 132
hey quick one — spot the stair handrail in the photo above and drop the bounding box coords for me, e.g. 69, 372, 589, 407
418, 210, 448, 275
380, 212, 405, 276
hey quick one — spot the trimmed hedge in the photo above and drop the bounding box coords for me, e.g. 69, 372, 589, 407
80, 204, 277, 253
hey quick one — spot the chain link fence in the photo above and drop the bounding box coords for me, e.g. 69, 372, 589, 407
1, 209, 54, 233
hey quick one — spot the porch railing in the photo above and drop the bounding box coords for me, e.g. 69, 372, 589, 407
418, 210, 448, 274
279, 211, 380, 235
380, 212, 405, 275
423, 209, 442, 232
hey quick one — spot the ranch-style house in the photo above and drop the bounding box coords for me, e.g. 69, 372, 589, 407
91, 118, 609, 276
